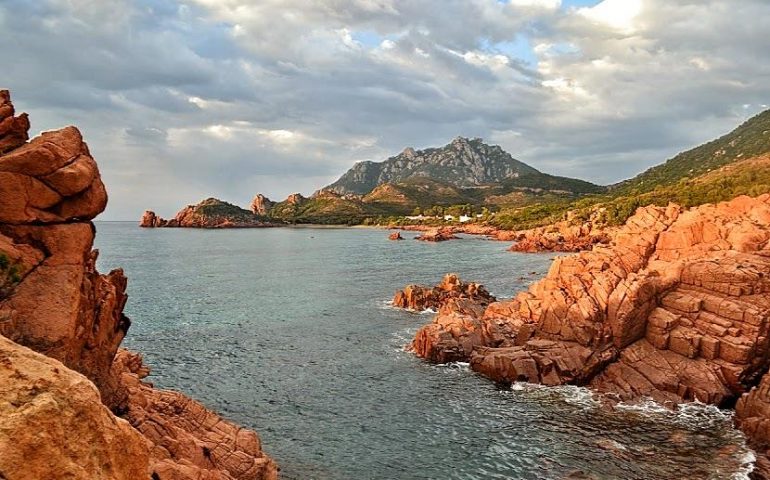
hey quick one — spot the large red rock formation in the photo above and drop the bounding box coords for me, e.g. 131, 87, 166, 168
0, 90, 278, 479
401, 194, 770, 474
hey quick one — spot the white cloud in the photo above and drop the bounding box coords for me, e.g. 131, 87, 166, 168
509, 0, 561, 10
578, 0, 643, 32
2, 0, 769, 220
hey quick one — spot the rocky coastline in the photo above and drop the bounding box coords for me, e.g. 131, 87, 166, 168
394, 194, 770, 478
0, 90, 277, 479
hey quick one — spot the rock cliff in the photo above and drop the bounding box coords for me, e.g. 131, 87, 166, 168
0, 90, 278, 479
399, 194, 770, 477
250, 193, 275, 216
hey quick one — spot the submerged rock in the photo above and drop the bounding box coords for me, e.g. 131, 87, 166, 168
389, 231, 404, 240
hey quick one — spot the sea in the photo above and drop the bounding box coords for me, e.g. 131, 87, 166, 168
94, 223, 754, 480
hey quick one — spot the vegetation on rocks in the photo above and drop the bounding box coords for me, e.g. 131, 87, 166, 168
0, 253, 21, 299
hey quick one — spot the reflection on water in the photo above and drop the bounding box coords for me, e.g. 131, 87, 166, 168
95, 223, 753, 480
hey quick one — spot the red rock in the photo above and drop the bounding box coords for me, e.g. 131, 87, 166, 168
140, 210, 167, 227
508, 214, 612, 253
0, 89, 29, 154
111, 350, 278, 480
0, 335, 149, 480
389, 231, 404, 240
250, 193, 275, 215
403, 194, 770, 463
415, 227, 459, 242
0, 90, 278, 479
393, 273, 496, 312
142, 198, 281, 228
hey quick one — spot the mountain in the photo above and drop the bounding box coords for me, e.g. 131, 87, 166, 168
614, 109, 770, 194
324, 136, 598, 195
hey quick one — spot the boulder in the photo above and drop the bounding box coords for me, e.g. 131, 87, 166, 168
415, 228, 459, 242
393, 273, 496, 312
0, 335, 149, 480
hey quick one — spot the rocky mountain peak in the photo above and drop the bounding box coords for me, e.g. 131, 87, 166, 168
324, 136, 541, 195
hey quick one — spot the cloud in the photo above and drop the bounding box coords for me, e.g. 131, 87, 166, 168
1, 0, 768, 219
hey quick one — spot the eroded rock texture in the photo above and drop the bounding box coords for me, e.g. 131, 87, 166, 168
0, 335, 149, 480
0, 90, 277, 480
508, 214, 612, 253
399, 195, 770, 476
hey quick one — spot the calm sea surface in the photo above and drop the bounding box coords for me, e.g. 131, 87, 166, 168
95, 222, 753, 480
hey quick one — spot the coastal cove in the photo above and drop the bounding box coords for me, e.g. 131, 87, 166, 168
95, 223, 753, 480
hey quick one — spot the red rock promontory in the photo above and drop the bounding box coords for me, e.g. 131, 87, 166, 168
0, 90, 278, 479
141, 197, 281, 228
396, 194, 770, 475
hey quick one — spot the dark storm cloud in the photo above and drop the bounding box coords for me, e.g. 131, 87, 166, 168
1, 0, 768, 219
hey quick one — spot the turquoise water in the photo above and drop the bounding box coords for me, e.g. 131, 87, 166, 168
95, 223, 753, 480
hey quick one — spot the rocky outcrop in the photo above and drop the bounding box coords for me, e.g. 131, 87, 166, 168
415, 228, 459, 242
0, 335, 149, 480
286, 192, 306, 205
111, 350, 278, 480
408, 196, 770, 400
736, 374, 770, 478
392, 273, 495, 312
508, 215, 612, 253
0, 90, 29, 155
140, 210, 167, 228
389, 231, 403, 240
140, 198, 280, 228
0, 90, 278, 479
250, 193, 275, 216
402, 194, 770, 470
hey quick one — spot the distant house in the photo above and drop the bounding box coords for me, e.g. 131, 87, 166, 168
405, 214, 426, 220
443, 214, 455, 221
459, 215, 472, 223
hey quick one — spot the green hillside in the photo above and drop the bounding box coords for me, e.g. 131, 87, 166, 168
614, 109, 770, 195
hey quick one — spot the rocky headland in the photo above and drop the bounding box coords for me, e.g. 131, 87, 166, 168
395, 194, 770, 478
141, 197, 280, 229
0, 90, 277, 479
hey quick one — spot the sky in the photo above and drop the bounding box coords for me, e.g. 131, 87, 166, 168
2, 0, 769, 220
